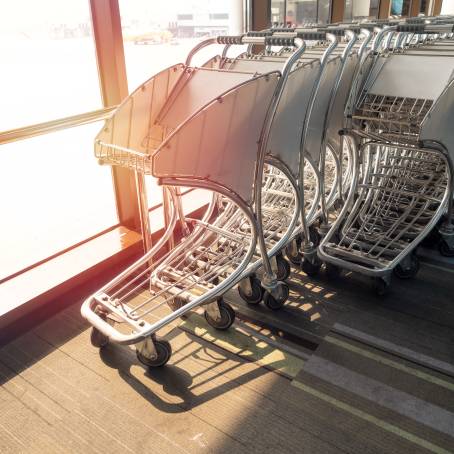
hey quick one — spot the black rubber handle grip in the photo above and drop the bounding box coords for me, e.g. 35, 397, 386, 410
426, 24, 454, 33
270, 27, 297, 33
322, 26, 361, 36
406, 18, 426, 24
247, 30, 272, 37
359, 23, 379, 31
395, 24, 426, 33
296, 31, 326, 41
321, 28, 345, 37
265, 36, 295, 47
217, 35, 244, 45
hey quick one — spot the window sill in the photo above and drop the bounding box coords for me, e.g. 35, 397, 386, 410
0, 226, 142, 342
0, 200, 209, 345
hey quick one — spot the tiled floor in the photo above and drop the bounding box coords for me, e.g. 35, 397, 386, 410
1, 259, 454, 453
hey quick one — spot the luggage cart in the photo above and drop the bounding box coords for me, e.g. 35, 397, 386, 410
318, 23, 454, 294
206, 31, 349, 304
81, 35, 304, 367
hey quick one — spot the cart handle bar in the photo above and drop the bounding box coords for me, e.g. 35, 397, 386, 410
395, 23, 454, 33
217, 31, 334, 46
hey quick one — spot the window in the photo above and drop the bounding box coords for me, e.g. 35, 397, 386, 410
277, 0, 330, 26
441, 0, 454, 14
0, 0, 102, 131
287, 0, 318, 24
0, 122, 118, 281
390, 0, 411, 16
271, 0, 286, 24
344, 0, 377, 20
119, 0, 245, 211
317, 0, 331, 23
0, 1, 118, 281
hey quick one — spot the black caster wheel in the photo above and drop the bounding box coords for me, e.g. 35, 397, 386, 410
136, 338, 172, 368
167, 296, 186, 311
393, 255, 420, 279
204, 300, 236, 330
285, 237, 303, 265
374, 278, 390, 296
439, 241, 454, 257
275, 254, 291, 281
309, 226, 320, 248
90, 309, 109, 348
301, 259, 321, 277
421, 227, 441, 248
333, 198, 344, 212
263, 282, 289, 310
325, 263, 341, 279
238, 276, 264, 305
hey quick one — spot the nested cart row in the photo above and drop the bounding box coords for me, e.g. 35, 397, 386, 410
81, 17, 454, 368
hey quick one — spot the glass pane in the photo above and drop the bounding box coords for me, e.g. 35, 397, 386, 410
441, 0, 454, 14
317, 0, 331, 24
391, 0, 403, 15
287, 0, 318, 25
0, 122, 118, 280
345, 0, 376, 20
0, 0, 102, 131
391, 0, 411, 16
352, 0, 373, 19
271, 0, 286, 24
120, 0, 245, 91
119, 0, 246, 211
344, 0, 353, 21
369, 0, 380, 18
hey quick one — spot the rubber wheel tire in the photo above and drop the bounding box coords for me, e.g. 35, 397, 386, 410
309, 226, 320, 248
90, 327, 109, 349
238, 277, 264, 305
285, 238, 303, 265
204, 300, 236, 330
421, 227, 441, 248
263, 283, 289, 310
90, 309, 109, 348
325, 263, 341, 279
374, 278, 390, 296
136, 338, 172, 368
301, 259, 321, 277
439, 241, 454, 257
167, 296, 186, 311
276, 255, 291, 281
393, 255, 420, 279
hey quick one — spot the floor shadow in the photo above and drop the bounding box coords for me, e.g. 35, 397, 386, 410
98, 325, 279, 415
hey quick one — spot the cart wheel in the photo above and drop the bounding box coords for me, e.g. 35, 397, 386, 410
285, 237, 302, 265
263, 282, 289, 310
238, 277, 264, 305
301, 258, 321, 277
275, 254, 291, 281
136, 338, 172, 368
325, 263, 341, 279
421, 227, 441, 248
439, 241, 454, 257
374, 278, 390, 296
167, 296, 186, 311
90, 327, 109, 349
333, 198, 344, 212
393, 255, 420, 279
204, 300, 236, 330
309, 226, 320, 248
90, 309, 109, 349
